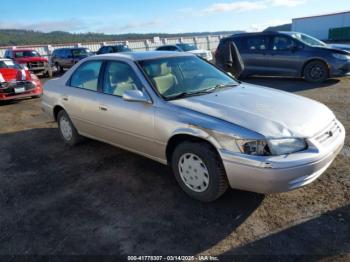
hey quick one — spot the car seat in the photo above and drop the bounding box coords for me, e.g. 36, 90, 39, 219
146, 63, 178, 94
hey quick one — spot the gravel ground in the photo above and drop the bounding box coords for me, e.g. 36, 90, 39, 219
0, 75, 349, 260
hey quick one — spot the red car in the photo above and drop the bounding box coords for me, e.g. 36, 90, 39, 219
4, 48, 52, 77
0, 58, 42, 101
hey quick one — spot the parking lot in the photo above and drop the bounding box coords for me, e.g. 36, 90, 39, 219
0, 75, 349, 259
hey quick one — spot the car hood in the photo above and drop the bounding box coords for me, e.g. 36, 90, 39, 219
328, 43, 350, 52
170, 83, 334, 138
0, 68, 30, 81
15, 57, 48, 63
314, 45, 350, 54
187, 49, 210, 55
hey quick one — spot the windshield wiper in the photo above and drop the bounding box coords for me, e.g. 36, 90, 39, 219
165, 87, 216, 100
213, 82, 239, 89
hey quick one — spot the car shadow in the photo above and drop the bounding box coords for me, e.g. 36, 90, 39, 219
242, 76, 340, 93
219, 204, 350, 261
0, 128, 264, 255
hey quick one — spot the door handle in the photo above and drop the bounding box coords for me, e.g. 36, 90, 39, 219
99, 105, 108, 111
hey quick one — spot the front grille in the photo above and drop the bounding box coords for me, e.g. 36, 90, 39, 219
0, 81, 36, 94
28, 62, 45, 69
314, 119, 342, 145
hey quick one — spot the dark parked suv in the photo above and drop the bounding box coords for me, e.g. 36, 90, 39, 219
96, 45, 132, 55
215, 31, 350, 82
51, 48, 92, 72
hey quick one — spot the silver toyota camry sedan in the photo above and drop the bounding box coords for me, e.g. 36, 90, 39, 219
42, 51, 345, 202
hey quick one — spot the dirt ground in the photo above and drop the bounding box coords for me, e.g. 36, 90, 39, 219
0, 75, 349, 260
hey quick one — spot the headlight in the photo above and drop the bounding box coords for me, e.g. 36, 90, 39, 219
236, 140, 270, 156
268, 138, 307, 155
235, 138, 307, 156
332, 53, 350, 60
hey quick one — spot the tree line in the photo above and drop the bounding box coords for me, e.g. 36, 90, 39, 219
0, 29, 243, 46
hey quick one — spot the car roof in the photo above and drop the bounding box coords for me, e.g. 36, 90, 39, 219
225, 31, 297, 40
54, 47, 88, 50
11, 49, 36, 52
96, 51, 194, 61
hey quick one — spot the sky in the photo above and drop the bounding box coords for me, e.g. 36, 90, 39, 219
0, 0, 349, 34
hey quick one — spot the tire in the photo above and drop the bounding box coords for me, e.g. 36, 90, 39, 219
57, 110, 83, 146
171, 141, 228, 202
303, 60, 328, 83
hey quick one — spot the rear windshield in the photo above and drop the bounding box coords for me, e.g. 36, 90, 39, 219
0, 60, 21, 69
72, 49, 90, 56
115, 45, 132, 52
14, 50, 41, 58
177, 44, 198, 51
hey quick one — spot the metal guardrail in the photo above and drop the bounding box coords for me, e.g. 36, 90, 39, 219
0, 35, 228, 60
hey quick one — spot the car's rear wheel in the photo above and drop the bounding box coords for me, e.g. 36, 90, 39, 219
171, 141, 228, 202
57, 110, 83, 146
303, 60, 328, 83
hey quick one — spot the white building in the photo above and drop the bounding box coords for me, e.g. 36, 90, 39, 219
292, 10, 350, 40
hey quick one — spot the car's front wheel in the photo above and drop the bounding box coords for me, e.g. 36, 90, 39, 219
171, 141, 228, 202
303, 60, 328, 83
57, 110, 83, 146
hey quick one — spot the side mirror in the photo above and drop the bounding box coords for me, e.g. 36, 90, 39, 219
123, 89, 152, 104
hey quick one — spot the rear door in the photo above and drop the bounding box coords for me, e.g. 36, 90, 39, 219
61, 60, 103, 136
238, 35, 271, 74
265, 35, 305, 76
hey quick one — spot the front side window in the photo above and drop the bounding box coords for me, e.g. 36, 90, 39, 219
272, 36, 295, 50
102, 61, 141, 96
70, 61, 102, 91
14, 50, 41, 58
245, 36, 270, 51
139, 56, 238, 99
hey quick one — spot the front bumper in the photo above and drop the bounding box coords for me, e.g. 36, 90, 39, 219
0, 81, 42, 101
330, 60, 350, 77
220, 120, 346, 194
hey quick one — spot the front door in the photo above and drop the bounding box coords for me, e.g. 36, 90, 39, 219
265, 35, 304, 76
95, 60, 156, 158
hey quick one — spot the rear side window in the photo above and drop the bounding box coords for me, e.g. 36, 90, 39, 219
244, 36, 270, 51
70, 61, 102, 91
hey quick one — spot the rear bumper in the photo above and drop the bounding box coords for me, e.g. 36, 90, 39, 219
220, 121, 345, 194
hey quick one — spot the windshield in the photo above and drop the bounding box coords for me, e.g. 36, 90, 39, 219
72, 48, 89, 57
177, 44, 198, 52
0, 60, 21, 69
14, 50, 41, 58
290, 33, 327, 47
139, 56, 238, 99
